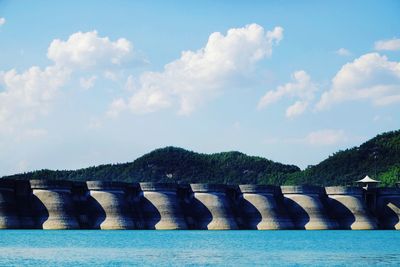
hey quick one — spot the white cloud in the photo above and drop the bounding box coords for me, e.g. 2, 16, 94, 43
108, 24, 284, 116
316, 53, 400, 109
104, 70, 118, 81
0, 66, 70, 133
305, 129, 348, 146
372, 115, 393, 123
106, 98, 127, 118
125, 75, 136, 91
263, 129, 348, 146
0, 17, 5, 26
374, 38, 400, 51
47, 31, 133, 69
1, 31, 136, 135
285, 100, 308, 118
336, 48, 351, 56
79, 75, 97, 89
258, 70, 317, 118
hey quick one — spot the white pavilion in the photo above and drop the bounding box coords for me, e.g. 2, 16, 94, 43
356, 175, 380, 189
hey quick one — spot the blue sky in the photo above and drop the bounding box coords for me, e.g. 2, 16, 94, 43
0, 0, 399, 175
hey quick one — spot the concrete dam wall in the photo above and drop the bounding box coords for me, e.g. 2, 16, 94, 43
376, 187, 400, 230
325, 187, 377, 230
139, 183, 187, 230
236, 185, 293, 230
0, 180, 20, 229
281, 186, 337, 230
30, 180, 79, 229
188, 184, 238, 230
0, 179, 399, 230
85, 181, 135, 229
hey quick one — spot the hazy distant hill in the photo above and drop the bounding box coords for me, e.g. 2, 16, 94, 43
3, 130, 400, 186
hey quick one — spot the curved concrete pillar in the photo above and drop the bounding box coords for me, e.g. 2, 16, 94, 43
86, 181, 135, 229
189, 184, 238, 230
376, 187, 400, 230
326, 187, 377, 230
0, 179, 20, 229
281, 186, 337, 230
139, 183, 187, 230
238, 185, 294, 230
30, 180, 79, 229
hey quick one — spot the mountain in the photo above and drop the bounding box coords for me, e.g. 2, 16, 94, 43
2, 147, 300, 185
3, 130, 400, 186
285, 129, 400, 186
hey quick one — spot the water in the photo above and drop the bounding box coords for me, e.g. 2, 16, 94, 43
0, 230, 399, 266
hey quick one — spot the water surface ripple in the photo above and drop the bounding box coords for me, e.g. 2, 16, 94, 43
0, 230, 399, 266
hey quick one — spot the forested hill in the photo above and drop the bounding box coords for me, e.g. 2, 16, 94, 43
285, 129, 400, 186
3, 130, 400, 186
2, 147, 300, 185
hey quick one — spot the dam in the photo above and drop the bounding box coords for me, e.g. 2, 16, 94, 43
188, 184, 238, 230
30, 180, 79, 229
0, 180, 20, 229
376, 187, 400, 230
236, 185, 294, 229
0, 179, 399, 230
325, 186, 377, 230
281, 186, 337, 230
139, 183, 187, 230
85, 181, 135, 229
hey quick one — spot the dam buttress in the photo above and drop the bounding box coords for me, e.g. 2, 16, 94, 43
1, 179, 399, 230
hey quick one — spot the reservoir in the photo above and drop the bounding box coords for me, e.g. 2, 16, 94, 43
0, 230, 399, 266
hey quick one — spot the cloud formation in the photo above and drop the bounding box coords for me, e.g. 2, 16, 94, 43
80, 75, 97, 89
0, 66, 70, 133
304, 129, 348, 146
263, 129, 348, 146
285, 100, 308, 118
1, 31, 135, 134
374, 38, 400, 51
335, 48, 351, 56
316, 53, 400, 109
47, 31, 133, 69
109, 24, 284, 116
0, 17, 5, 26
258, 70, 317, 118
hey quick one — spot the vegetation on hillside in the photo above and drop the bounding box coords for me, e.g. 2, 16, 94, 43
3, 147, 300, 185
284, 130, 400, 186
3, 130, 400, 186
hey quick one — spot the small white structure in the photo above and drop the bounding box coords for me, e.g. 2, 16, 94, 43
356, 175, 380, 190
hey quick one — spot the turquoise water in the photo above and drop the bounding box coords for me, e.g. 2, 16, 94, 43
0, 231, 399, 266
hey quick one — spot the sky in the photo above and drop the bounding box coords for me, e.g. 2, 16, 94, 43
0, 0, 399, 176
